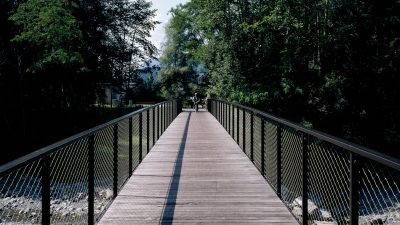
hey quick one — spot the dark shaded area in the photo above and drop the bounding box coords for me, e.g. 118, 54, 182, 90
161, 112, 191, 224
0, 106, 141, 164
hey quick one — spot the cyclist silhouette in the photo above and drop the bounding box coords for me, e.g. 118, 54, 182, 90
192, 93, 201, 112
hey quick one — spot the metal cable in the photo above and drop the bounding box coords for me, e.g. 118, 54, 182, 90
118, 118, 130, 189
93, 127, 114, 221
0, 160, 42, 224
281, 127, 303, 209
50, 139, 89, 225
264, 121, 278, 190
253, 116, 262, 172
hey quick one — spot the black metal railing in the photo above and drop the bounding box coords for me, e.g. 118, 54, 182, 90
208, 99, 400, 225
0, 100, 182, 225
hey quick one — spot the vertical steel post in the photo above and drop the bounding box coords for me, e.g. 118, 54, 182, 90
147, 110, 150, 154
350, 153, 359, 225
139, 113, 143, 163
277, 125, 282, 198
152, 107, 155, 144
243, 110, 246, 153
237, 106, 239, 143
157, 106, 160, 140
129, 117, 133, 176
113, 124, 119, 198
41, 156, 51, 225
261, 119, 265, 175
178, 99, 182, 114
163, 103, 166, 132
88, 135, 95, 225
302, 133, 309, 225
207, 99, 211, 112
227, 103, 229, 132
232, 105, 235, 139
250, 113, 254, 162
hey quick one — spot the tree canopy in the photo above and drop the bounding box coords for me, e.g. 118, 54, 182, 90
159, 0, 400, 156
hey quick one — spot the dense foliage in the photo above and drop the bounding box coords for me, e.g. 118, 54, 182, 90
0, 0, 158, 160
159, 0, 400, 156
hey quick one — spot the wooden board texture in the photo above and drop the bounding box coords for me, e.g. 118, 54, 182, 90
98, 111, 298, 224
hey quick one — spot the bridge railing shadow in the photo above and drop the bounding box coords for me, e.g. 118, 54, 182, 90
0, 100, 181, 225
208, 99, 400, 225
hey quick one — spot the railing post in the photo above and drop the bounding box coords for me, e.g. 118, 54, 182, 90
88, 135, 95, 225
113, 124, 119, 198
178, 99, 182, 114
129, 117, 133, 176
250, 113, 254, 162
350, 153, 359, 225
157, 106, 160, 140
147, 109, 150, 154
232, 105, 235, 139
207, 99, 211, 112
261, 118, 265, 175
302, 133, 309, 225
223, 102, 226, 128
41, 156, 51, 225
152, 107, 155, 145
236, 106, 239, 143
277, 125, 282, 198
139, 113, 143, 163
243, 110, 246, 153
226, 104, 232, 135
163, 103, 166, 132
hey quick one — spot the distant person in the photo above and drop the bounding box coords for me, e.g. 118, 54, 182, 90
192, 93, 201, 112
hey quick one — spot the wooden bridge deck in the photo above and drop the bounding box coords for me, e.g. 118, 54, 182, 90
98, 110, 298, 224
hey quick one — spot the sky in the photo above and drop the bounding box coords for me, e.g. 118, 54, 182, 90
149, 0, 190, 55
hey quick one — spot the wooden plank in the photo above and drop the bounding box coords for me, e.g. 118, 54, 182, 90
98, 111, 298, 224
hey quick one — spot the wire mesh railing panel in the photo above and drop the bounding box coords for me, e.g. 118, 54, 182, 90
93, 127, 114, 222
208, 100, 400, 225
0, 160, 42, 224
359, 159, 400, 224
264, 121, 278, 190
155, 107, 159, 142
149, 109, 154, 150
245, 112, 252, 158
50, 139, 88, 225
117, 119, 130, 189
253, 116, 263, 172
307, 138, 350, 224
142, 112, 148, 158
132, 114, 141, 170
281, 127, 303, 208
239, 109, 244, 150
232, 106, 236, 141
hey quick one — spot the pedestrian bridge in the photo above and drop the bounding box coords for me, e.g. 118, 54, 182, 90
0, 100, 399, 225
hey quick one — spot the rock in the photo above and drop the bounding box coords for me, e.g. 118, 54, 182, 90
62, 212, 70, 217
359, 215, 387, 225
292, 206, 302, 218
51, 200, 61, 205
30, 212, 37, 218
105, 190, 113, 200
292, 197, 318, 213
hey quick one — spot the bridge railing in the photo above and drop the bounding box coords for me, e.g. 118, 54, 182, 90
0, 100, 181, 225
208, 99, 400, 225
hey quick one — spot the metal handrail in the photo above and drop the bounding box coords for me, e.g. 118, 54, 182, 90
0, 101, 173, 177
210, 99, 400, 170
0, 99, 182, 225
208, 99, 400, 225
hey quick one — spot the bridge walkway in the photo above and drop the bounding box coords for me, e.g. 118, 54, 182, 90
98, 110, 298, 224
